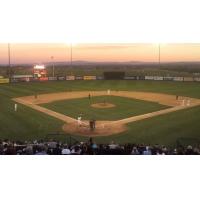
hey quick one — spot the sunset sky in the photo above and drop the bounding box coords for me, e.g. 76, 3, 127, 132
0, 1, 200, 64
0, 43, 200, 64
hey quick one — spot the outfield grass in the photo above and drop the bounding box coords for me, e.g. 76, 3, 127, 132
41, 95, 169, 120
0, 80, 200, 146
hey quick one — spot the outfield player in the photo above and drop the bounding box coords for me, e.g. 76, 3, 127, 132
14, 103, 18, 112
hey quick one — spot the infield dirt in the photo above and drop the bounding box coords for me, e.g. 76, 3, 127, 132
13, 91, 200, 136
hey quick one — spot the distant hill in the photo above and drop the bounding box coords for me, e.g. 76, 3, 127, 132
1, 61, 200, 70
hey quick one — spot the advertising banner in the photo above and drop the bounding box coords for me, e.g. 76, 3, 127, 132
39, 77, 48, 81
194, 77, 200, 82
58, 76, 65, 81
20, 77, 30, 82
138, 76, 145, 80
12, 75, 33, 78
153, 76, 163, 81
48, 77, 57, 81
163, 77, 174, 81
124, 76, 137, 80
66, 75, 75, 80
173, 77, 184, 81
83, 76, 96, 80
75, 76, 83, 80
0, 78, 9, 83
184, 77, 194, 82
145, 76, 154, 80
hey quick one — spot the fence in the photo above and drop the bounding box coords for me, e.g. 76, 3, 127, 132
6, 74, 200, 84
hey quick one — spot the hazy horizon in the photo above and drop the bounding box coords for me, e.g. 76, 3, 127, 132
0, 43, 200, 65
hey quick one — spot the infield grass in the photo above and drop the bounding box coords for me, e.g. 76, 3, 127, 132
41, 95, 169, 120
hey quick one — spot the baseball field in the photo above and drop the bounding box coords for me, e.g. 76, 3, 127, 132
1, 80, 200, 146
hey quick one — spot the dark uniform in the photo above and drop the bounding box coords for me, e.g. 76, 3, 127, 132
89, 119, 96, 131
92, 119, 96, 129
89, 120, 94, 131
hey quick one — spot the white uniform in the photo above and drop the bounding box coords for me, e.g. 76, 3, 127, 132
187, 100, 190, 106
107, 89, 111, 95
182, 99, 185, 106
77, 116, 82, 126
14, 103, 18, 112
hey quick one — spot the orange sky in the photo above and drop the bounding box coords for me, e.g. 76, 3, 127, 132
0, 44, 200, 64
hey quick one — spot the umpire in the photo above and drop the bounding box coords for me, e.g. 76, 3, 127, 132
89, 119, 96, 131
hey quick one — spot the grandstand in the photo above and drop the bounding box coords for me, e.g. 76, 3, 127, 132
1, 138, 199, 155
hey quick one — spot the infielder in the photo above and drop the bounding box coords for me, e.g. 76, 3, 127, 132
187, 99, 190, 106
107, 89, 111, 95
182, 99, 185, 106
77, 116, 82, 126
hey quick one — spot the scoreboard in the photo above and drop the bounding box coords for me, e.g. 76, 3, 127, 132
33, 65, 47, 78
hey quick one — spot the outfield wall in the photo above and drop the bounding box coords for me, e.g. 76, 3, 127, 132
0, 78, 9, 84
8, 74, 200, 83
0, 75, 10, 84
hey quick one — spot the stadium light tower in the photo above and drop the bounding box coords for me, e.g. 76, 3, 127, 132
65, 42, 76, 75
8, 43, 11, 78
51, 56, 55, 77
70, 43, 73, 75
158, 43, 161, 67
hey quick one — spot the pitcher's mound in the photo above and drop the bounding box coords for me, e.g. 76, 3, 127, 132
91, 103, 115, 108
62, 121, 126, 136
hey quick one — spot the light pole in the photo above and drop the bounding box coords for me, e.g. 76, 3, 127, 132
51, 56, 55, 77
158, 43, 161, 67
8, 43, 11, 78
70, 43, 73, 75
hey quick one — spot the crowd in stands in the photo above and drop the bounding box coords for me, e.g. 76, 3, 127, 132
0, 138, 199, 155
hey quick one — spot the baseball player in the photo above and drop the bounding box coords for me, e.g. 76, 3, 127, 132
77, 116, 82, 126
107, 89, 111, 95
187, 99, 190, 106
14, 103, 18, 112
89, 120, 93, 131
